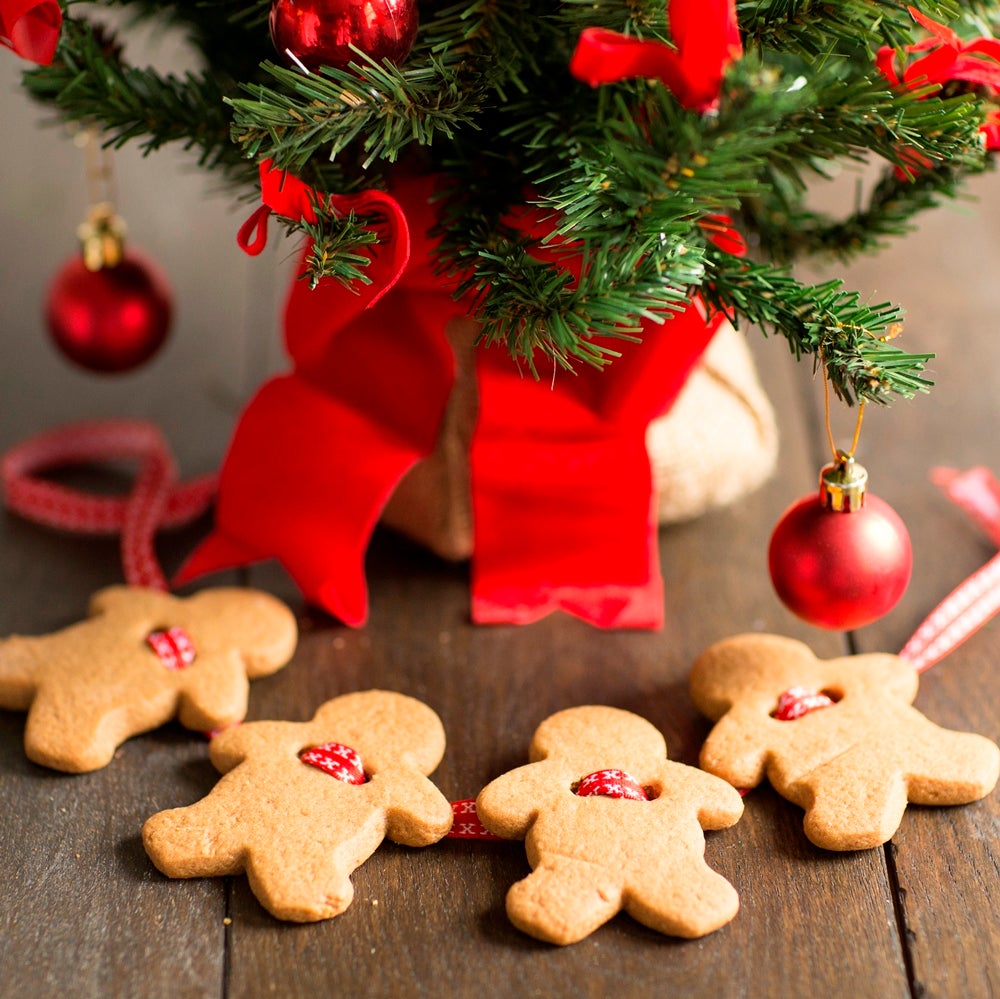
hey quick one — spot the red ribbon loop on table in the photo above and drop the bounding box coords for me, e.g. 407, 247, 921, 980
1, 420, 216, 591
0, 0, 61, 64
899, 466, 1000, 672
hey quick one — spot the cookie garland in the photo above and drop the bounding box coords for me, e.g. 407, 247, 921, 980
0, 426, 998, 941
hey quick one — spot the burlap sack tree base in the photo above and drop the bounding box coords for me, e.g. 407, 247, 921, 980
381, 319, 778, 560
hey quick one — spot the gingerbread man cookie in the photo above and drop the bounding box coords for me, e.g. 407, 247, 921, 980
142, 690, 454, 922
690, 633, 1000, 851
475, 705, 744, 945
0, 586, 297, 772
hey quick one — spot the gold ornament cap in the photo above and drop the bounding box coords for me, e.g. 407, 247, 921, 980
819, 450, 868, 513
77, 202, 127, 272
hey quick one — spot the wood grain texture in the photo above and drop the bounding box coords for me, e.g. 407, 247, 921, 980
2, 43, 999, 999
817, 170, 1000, 999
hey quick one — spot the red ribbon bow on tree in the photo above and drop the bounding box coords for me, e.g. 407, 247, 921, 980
876, 6, 1000, 151
179, 165, 727, 629
0, 0, 61, 63
569, 0, 741, 113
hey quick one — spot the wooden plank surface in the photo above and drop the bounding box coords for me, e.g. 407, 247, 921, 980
2, 48, 999, 999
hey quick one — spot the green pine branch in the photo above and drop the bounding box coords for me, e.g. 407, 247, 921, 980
703, 253, 933, 404
228, 0, 546, 171
21, 15, 252, 180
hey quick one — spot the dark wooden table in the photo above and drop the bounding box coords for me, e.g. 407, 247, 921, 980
2, 56, 999, 999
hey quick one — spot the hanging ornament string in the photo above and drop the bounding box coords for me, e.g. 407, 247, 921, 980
1, 419, 217, 590
819, 351, 866, 464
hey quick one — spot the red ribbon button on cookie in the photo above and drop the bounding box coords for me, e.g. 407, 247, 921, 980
576, 769, 649, 801
300, 742, 367, 785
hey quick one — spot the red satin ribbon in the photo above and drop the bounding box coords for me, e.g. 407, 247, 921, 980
0, 0, 61, 63
179, 164, 727, 628
177, 169, 456, 625
237, 160, 410, 319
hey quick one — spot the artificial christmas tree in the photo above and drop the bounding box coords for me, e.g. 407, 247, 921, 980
4, 0, 999, 627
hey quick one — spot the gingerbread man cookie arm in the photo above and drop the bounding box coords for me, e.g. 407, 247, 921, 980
0, 635, 44, 709
657, 761, 745, 829
476, 765, 558, 839
904, 722, 1000, 804
143, 790, 246, 880
367, 770, 454, 846
183, 589, 298, 680
697, 710, 772, 790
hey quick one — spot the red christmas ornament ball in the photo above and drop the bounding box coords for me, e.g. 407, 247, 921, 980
46, 251, 172, 374
269, 0, 418, 71
768, 456, 912, 630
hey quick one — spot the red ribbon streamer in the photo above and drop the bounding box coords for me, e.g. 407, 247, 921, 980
1, 420, 216, 591
0, 0, 61, 64
899, 466, 1000, 672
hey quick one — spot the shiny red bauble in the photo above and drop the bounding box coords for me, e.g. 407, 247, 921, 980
46, 251, 172, 374
269, 0, 418, 71
768, 457, 912, 630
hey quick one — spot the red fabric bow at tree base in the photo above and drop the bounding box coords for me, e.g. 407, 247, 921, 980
0, 0, 61, 63
177, 165, 725, 629
570, 0, 741, 113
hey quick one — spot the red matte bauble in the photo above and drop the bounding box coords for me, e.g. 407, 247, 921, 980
269, 0, 418, 71
46, 252, 172, 374
768, 492, 912, 630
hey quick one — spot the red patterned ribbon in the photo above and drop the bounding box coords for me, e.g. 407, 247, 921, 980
447, 799, 502, 840
300, 742, 367, 784
1, 420, 216, 591
146, 627, 197, 670
576, 768, 649, 801
0, 0, 61, 64
899, 467, 1000, 672
772, 686, 836, 721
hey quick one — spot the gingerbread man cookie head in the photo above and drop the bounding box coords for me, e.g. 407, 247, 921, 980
529, 704, 669, 775
0, 585, 297, 772
690, 632, 917, 722
307, 690, 446, 776
143, 690, 453, 923
476, 705, 744, 945
690, 633, 1000, 851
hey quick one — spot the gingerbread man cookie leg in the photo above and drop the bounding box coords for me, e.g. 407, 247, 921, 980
506, 856, 623, 945
788, 750, 911, 852
625, 849, 740, 939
